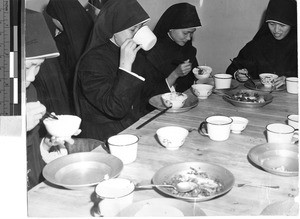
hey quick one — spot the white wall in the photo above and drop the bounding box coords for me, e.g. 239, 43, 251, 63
26, 0, 270, 74
138, 0, 269, 74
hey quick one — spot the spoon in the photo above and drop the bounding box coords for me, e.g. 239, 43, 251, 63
135, 181, 197, 193
237, 183, 279, 189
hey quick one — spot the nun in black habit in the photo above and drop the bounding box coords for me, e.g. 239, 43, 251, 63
145, 3, 202, 93
226, 0, 297, 89
73, 0, 151, 141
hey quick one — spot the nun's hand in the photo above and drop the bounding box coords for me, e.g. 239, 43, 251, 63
26, 101, 46, 131
174, 59, 192, 78
119, 39, 141, 72
274, 76, 286, 89
234, 69, 249, 82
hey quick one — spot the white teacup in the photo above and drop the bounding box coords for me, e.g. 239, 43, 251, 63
133, 25, 157, 51
214, 74, 232, 89
199, 115, 233, 141
191, 84, 213, 99
286, 77, 298, 94
107, 134, 139, 164
259, 73, 278, 88
266, 123, 298, 143
96, 178, 135, 217
287, 114, 298, 129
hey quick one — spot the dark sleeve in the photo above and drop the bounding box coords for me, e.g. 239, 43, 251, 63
226, 41, 257, 77
78, 61, 144, 119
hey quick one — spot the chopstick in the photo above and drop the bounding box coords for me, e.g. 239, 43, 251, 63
136, 106, 172, 129
46, 112, 59, 120
229, 59, 257, 88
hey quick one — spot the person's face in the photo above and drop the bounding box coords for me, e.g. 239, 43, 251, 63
267, 21, 291, 40
113, 23, 143, 46
169, 27, 197, 46
25, 59, 45, 88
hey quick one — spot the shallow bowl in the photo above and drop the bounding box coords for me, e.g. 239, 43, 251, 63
156, 126, 189, 150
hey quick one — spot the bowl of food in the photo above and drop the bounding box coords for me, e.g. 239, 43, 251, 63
152, 162, 235, 202
192, 66, 212, 80
191, 84, 213, 99
259, 73, 278, 88
222, 89, 273, 108
43, 114, 81, 138
230, 116, 249, 134
161, 92, 188, 109
156, 126, 189, 150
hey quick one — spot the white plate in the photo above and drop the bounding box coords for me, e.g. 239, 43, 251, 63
117, 198, 206, 217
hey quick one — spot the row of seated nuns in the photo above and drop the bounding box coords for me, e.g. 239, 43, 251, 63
32, 0, 108, 115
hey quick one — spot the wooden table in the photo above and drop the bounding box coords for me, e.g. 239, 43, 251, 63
28, 85, 298, 216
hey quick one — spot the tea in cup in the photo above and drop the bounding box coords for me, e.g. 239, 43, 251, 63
213, 74, 232, 89
286, 77, 298, 94
133, 25, 157, 51
266, 123, 298, 143
287, 114, 298, 129
107, 134, 139, 164
199, 115, 233, 141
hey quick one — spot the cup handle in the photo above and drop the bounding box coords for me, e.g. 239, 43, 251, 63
292, 129, 299, 144
198, 121, 209, 137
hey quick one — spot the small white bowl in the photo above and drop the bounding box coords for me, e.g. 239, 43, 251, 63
156, 126, 189, 150
191, 84, 213, 99
192, 66, 212, 80
259, 73, 278, 88
161, 92, 188, 109
230, 116, 248, 134
43, 115, 81, 138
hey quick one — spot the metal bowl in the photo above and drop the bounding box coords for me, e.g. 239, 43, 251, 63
43, 152, 123, 189
248, 143, 298, 177
222, 89, 273, 108
152, 162, 235, 202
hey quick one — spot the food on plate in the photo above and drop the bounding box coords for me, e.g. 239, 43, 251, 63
273, 165, 288, 172
230, 91, 265, 103
164, 167, 223, 198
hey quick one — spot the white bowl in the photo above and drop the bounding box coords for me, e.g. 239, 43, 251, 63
191, 84, 213, 99
43, 115, 81, 138
192, 66, 212, 80
161, 92, 188, 109
156, 126, 189, 150
259, 73, 278, 88
230, 116, 248, 134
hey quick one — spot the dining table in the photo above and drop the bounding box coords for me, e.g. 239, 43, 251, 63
27, 83, 299, 217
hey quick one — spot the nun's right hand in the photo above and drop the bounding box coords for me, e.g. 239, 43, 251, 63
119, 39, 141, 72
234, 68, 249, 82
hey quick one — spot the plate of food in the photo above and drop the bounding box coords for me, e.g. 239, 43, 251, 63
149, 92, 198, 113
117, 198, 206, 217
248, 143, 298, 177
244, 80, 286, 92
152, 162, 235, 202
196, 78, 239, 92
43, 152, 123, 189
222, 89, 273, 108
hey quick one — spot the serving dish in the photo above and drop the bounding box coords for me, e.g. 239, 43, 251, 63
43, 152, 123, 189
196, 78, 239, 92
117, 198, 206, 216
244, 80, 286, 92
152, 162, 235, 202
149, 92, 198, 113
248, 143, 298, 177
222, 89, 273, 108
